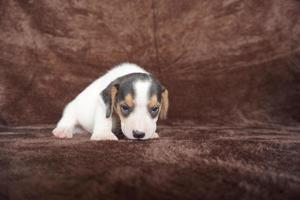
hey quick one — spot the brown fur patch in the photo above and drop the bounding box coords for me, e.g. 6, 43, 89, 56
124, 94, 134, 107
159, 89, 169, 120
115, 104, 124, 121
111, 86, 118, 111
149, 95, 158, 108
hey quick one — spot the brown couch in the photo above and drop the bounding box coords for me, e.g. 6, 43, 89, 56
0, 0, 300, 199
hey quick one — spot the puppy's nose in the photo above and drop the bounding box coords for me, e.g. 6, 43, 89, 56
132, 130, 145, 139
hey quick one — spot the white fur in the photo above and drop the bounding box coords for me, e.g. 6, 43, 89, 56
53, 63, 158, 141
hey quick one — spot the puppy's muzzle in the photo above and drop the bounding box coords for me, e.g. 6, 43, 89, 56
132, 130, 145, 139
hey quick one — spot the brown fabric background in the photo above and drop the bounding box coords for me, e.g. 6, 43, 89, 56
0, 125, 300, 200
1, 0, 300, 126
0, 124, 300, 200
1, 1, 300, 200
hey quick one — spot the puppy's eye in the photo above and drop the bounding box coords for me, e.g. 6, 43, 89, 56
120, 104, 131, 114
150, 106, 159, 113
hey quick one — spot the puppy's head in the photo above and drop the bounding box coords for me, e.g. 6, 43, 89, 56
100, 73, 169, 140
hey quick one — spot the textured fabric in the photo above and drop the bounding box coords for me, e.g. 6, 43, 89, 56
0, 125, 300, 200
1, 1, 300, 199
0, 0, 300, 126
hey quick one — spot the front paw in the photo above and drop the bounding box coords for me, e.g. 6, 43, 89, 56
52, 127, 73, 139
90, 132, 118, 141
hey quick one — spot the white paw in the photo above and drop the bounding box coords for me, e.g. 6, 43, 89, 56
90, 132, 118, 141
52, 127, 73, 139
152, 132, 159, 139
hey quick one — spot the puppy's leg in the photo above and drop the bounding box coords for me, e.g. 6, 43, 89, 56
53, 104, 77, 139
90, 107, 118, 141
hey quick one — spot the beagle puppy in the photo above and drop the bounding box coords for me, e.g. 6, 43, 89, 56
53, 63, 169, 140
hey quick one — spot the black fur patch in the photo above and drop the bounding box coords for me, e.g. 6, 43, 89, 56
100, 73, 165, 118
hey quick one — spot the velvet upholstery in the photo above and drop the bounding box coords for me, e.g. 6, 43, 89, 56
0, 1, 300, 199
0, 0, 299, 125
0, 125, 300, 200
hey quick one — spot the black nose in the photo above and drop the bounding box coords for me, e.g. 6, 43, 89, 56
132, 130, 145, 139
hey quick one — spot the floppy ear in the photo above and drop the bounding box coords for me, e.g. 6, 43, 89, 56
100, 83, 119, 118
159, 88, 169, 120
